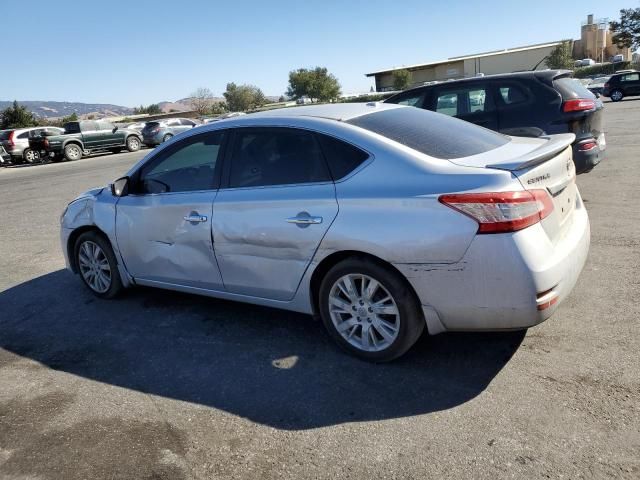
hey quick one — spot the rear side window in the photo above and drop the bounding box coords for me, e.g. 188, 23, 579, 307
229, 128, 331, 188
317, 134, 369, 180
621, 73, 639, 82
498, 85, 528, 105
64, 123, 80, 134
17, 131, 30, 139
554, 77, 596, 99
180, 119, 195, 126
347, 107, 509, 159
434, 85, 494, 116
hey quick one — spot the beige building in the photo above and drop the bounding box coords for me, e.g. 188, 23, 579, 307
366, 41, 562, 92
572, 14, 631, 63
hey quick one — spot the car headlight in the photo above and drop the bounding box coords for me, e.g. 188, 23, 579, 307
60, 205, 69, 224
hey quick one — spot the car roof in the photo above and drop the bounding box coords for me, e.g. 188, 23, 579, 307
245, 102, 405, 122
392, 69, 572, 95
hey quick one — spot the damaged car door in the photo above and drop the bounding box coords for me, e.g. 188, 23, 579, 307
212, 127, 338, 301
115, 131, 227, 289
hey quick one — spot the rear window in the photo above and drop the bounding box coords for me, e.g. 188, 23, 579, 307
554, 77, 596, 100
346, 107, 508, 159
144, 122, 161, 129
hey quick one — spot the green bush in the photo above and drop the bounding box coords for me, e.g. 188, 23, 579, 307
573, 62, 631, 78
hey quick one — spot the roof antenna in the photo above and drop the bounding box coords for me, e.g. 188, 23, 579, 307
531, 55, 549, 71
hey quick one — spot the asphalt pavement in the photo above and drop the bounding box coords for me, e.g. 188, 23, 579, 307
0, 104, 638, 479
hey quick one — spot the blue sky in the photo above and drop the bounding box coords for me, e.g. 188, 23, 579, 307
2, 0, 635, 106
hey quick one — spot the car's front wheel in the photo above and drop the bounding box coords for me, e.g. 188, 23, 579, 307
126, 136, 141, 152
610, 89, 624, 102
319, 258, 425, 362
162, 133, 173, 143
74, 231, 123, 299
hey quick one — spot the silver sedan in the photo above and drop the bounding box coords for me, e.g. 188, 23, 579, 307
60, 103, 590, 361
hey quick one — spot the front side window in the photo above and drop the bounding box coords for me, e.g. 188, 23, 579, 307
97, 121, 114, 131
229, 128, 331, 188
137, 131, 226, 194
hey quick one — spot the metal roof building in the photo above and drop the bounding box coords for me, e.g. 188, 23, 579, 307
366, 41, 563, 91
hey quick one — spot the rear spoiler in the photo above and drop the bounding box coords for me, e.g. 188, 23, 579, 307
487, 133, 575, 172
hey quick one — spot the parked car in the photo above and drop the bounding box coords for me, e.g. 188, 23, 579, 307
29, 120, 142, 162
124, 121, 147, 132
141, 118, 199, 146
587, 76, 610, 96
60, 103, 589, 362
0, 143, 11, 165
602, 71, 640, 102
0, 126, 64, 164
611, 54, 624, 63
385, 70, 605, 174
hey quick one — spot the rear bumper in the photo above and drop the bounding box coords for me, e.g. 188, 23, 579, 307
142, 134, 163, 146
395, 189, 590, 332
573, 141, 605, 174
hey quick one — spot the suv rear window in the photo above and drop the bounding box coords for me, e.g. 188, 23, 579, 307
554, 77, 596, 100
346, 107, 508, 159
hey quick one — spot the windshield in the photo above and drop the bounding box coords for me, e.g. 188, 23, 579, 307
346, 107, 509, 159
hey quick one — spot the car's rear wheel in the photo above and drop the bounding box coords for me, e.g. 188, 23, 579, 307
64, 143, 82, 161
319, 258, 425, 362
23, 148, 40, 164
610, 89, 624, 102
162, 133, 173, 143
126, 136, 141, 152
74, 231, 123, 299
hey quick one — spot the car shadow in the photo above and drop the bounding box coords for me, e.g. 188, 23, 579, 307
0, 270, 524, 430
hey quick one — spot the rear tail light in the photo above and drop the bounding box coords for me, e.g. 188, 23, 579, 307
439, 190, 554, 234
604, 82, 609, 88
6, 131, 15, 147
536, 288, 559, 311
563, 98, 596, 112
43, 138, 49, 148
578, 141, 597, 151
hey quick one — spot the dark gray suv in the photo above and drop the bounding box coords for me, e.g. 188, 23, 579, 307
141, 118, 199, 146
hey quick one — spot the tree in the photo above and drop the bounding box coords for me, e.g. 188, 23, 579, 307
61, 112, 78, 124
189, 87, 215, 116
223, 83, 266, 112
611, 8, 640, 51
286, 67, 341, 102
133, 104, 162, 115
210, 102, 228, 115
278, 95, 286, 103
392, 69, 412, 90
546, 40, 575, 69
0, 101, 37, 129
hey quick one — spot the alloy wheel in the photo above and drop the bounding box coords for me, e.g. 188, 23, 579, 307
328, 274, 400, 352
24, 149, 39, 163
128, 137, 140, 150
78, 240, 112, 293
67, 145, 81, 160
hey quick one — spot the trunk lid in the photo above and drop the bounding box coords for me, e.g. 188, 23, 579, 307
450, 134, 577, 241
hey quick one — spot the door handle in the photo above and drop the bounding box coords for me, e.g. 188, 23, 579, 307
286, 212, 323, 227
183, 213, 208, 223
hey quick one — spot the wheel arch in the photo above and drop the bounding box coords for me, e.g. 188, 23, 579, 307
67, 225, 109, 273
308, 250, 423, 320
62, 139, 84, 151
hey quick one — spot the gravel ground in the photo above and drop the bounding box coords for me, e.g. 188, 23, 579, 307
0, 102, 638, 479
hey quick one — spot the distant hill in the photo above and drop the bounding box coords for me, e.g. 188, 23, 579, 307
157, 96, 283, 113
0, 100, 132, 119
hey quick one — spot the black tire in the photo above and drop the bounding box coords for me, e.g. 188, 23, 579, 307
74, 231, 123, 299
610, 89, 624, 102
23, 148, 40, 164
63, 143, 83, 161
126, 136, 141, 152
110, 147, 123, 154
318, 257, 425, 362
162, 133, 173, 143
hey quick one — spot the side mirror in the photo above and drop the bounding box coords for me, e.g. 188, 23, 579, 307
112, 126, 119, 133
111, 176, 130, 197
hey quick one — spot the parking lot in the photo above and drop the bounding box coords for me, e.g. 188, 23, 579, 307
0, 100, 638, 479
